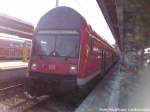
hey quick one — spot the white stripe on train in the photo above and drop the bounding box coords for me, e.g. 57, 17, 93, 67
77, 70, 101, 86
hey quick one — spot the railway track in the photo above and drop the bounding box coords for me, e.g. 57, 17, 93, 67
0, 83, 85, 112
0, 83, 24, 100
0, 83, 49, 112
0, 83, 23, 92
0, 92, 84, 112
7, 95, 49, 112
0, 81, 99, 112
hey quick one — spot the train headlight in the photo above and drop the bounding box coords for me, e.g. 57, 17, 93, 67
69, 65, 77, 74
31, 63, 37, 70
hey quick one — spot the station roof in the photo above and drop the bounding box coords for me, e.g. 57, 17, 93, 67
97, 0, 150, 51
123, 0, 150, 49
97, 0, 123, 51
0, 13, 34, 39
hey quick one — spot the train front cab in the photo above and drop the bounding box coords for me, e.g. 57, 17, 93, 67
26, 29, 82, 95
26, 21, 97, 96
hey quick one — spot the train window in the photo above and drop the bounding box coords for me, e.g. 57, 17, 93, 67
55, 35, 79, 57
35, 34, 79, 58
88, 37, 92, 53
91, 38, 102, 55
36, 35, 55, 56
91, 39, 95, 53
10, 43, 14, 47
26, 42, 32, 48
0, 40, 10, 46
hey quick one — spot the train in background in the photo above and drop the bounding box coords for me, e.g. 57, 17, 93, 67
26, 6, 119, 96
0, 33, 32, 59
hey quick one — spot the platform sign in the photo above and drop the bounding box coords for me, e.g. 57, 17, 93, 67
22, 41, 29, 62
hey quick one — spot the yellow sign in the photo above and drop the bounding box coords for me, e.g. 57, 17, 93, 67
22, 41, 29, 62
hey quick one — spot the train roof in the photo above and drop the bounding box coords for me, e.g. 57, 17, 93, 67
37, 6, 84, 30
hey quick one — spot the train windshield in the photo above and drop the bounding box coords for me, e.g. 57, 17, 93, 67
34, 33, 80, 58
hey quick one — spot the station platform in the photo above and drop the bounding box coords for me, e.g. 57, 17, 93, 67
75, 61, 150, 112
75, 64, 123, 112
0, 60, 27, 88
0, 60, 28, 70
119, 65, 150, 109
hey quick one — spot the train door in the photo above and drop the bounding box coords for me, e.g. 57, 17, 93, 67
86, 36, 95, 75
101, 50, 106, 73
98, 49, 102, 71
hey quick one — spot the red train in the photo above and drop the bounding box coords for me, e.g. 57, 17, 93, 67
26, 6, 119, 96
0, 34, 31, 59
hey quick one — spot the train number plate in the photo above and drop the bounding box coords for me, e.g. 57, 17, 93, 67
48, 64, 56, 70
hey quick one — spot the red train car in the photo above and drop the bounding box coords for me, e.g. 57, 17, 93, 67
0, 34, 31, 59
26, 6, 119, 96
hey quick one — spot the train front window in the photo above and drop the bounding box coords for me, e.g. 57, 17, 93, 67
55, 35, 79, 57
35, 35, 55, 56
35, 34, 79, 58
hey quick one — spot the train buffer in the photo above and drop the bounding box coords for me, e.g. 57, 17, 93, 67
0, 60, 28, 71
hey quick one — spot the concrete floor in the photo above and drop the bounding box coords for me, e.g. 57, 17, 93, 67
0, 60, 27, 70
128, 66, 150, 108
76, 64, 150, 112
119, 65, 150, 111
